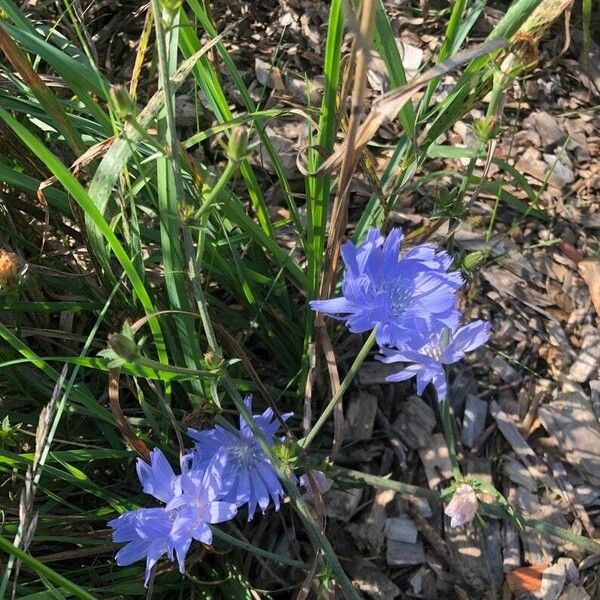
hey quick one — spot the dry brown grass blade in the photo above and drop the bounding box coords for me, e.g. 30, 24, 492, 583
0, 25, 86, 156
302, 342, 317, 436
37, 136, 117, 202
129, 6, 154, 101
108, 367, 152, 463
316, 324, 344, 453
313, 0, 377, 457
37, 136, 116, 254
316, 38, 508, 177
319, 0, 377, 300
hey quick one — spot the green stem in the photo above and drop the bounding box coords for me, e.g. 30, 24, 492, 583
181, 160, 240, 359
220, 379, 361, 599
299, 328, 377, 449
337, 469, 600, 556
480, 504, 600, 556
441, 398, 462, 481
136, 356, 217, 378
196, 159, 239, 219
335, 466, 441, 501
150, 0, 184, 197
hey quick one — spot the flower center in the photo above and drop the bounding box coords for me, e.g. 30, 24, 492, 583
421, 329, 451, 361
423, 343, 443, 361
230, 442, 256, 465
382, 281, 413, 317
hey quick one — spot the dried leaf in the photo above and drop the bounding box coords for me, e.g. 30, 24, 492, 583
505, 564, 547, 594
578, 260, 600, 317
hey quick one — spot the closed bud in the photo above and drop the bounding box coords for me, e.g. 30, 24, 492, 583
108, 333, 141, 363
160, 0, 182, 15
226, 126, 249, 162
445, 483, 478, 528
473, 116, 496, 143
463, 250, 487, 271
178, 202, 195, 223
0, 250, 19, 288
203, 351, 224, 371
110, 84, 137, 120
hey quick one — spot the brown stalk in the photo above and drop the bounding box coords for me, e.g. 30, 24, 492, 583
319, 0, 377, 301
312, 0, 377, 455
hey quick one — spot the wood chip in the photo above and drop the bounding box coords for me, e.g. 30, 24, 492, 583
385, 517, 418, 544
489, 355, 522, 384
393, 395, 436, 449
386, 539, 425, 566
534, 559, 573, 600
559, 584, 592, 600
345, 391, 378, 442
483, 266, 555, 316
568, 326, 600, 383
490, 401, 551, 485
502, 510, 521, 572
445, 522, 494, 588
358, 361, 399, 385
418, 433, 453, 489
505, 564, 546, 594
513, 487, 562, 565
348, 488, 395, 553
461, 394, 488, 448
522, 111, 566, 149
538, 388, 600, 484
324, 488, 362, 522
346, 561, 401, 600
503, 457, 539, 492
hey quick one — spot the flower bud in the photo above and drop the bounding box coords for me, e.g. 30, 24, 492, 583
473, 116, 496, 143
299, 470, 332, 500
110, 84, 137, 120
178, 202, 195, 224
203, 351, 224, 371
0, 250, 18, 288
160, 0, 182, 14
226, 126, 249, 163
463, 250, 487, 271
108, 333, 141, 363
444, 483, 478, 528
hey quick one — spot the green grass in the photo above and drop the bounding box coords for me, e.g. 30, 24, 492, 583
0, 0, 593, 597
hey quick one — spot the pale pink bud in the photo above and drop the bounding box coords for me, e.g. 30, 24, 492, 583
299, 470, 332, 500
444, 484, 478, 528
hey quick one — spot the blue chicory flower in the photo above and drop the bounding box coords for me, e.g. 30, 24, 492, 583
108, 450, 237, 585
188, 396, 291, 520
109, 507, 175, 585
136, 447, 182, 503
377, 320, 490, 400
309, 228, 463, 348
165, 453, 237, 572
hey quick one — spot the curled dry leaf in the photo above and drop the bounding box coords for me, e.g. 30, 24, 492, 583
577, 260, 600, 318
